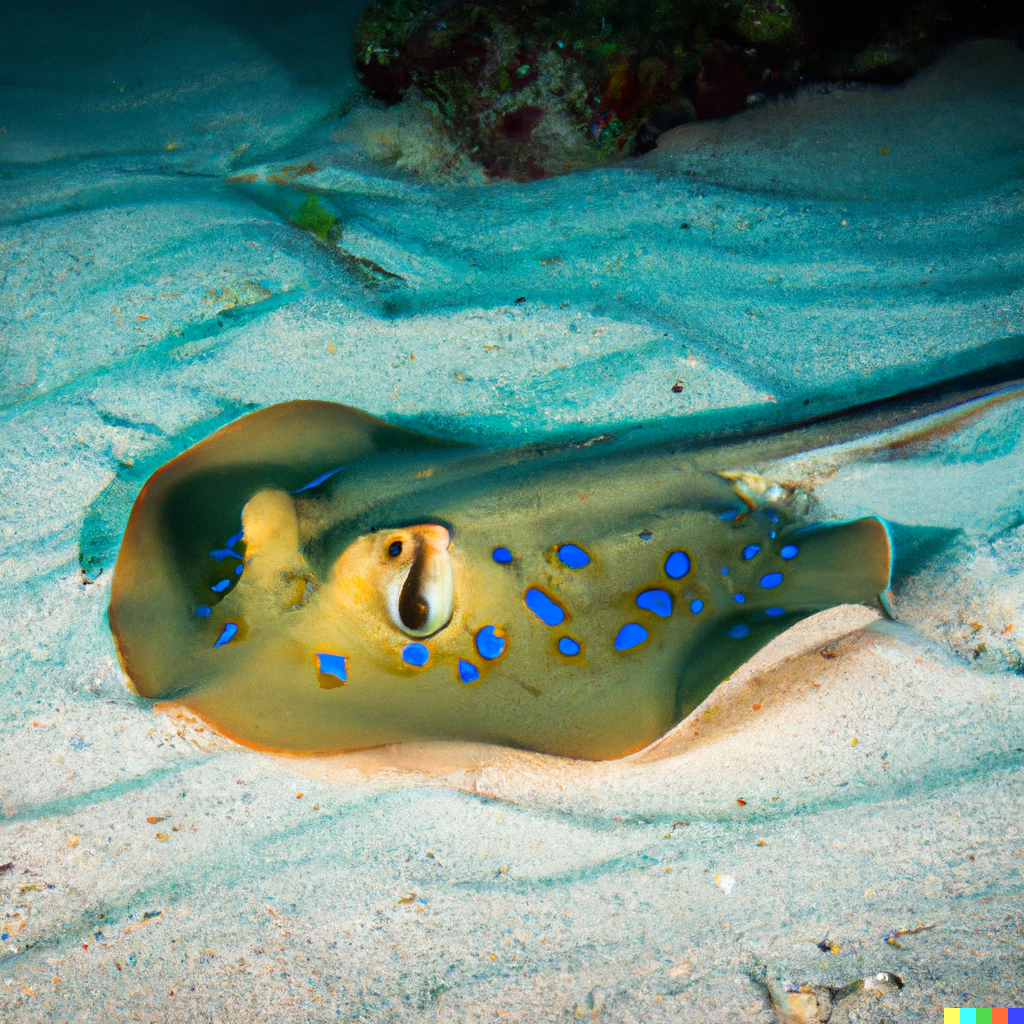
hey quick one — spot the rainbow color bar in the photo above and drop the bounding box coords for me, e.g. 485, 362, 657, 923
944, 1010, 1023, 1023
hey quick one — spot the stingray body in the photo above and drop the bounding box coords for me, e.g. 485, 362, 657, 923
108, 388, 1004, 760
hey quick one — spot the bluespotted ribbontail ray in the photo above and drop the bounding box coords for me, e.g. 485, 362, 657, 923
108, 383, 1020, 760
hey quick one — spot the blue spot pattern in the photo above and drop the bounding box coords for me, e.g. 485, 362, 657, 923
727, 624, 750, 638
215, 623, 238, 647
492, 547, 513, 564
293, 467, 343, 494
211, 579, 231, 593
664, 551, 690, 578
689, 598, 703, 614
742, 545, 760, 560
235, 564, 244, 576
458, 660, 480, 684
614, 623, 648, 650
781, 545, 799, 559
766, 607, 786, 617
720, 566, 730, 576
636, 589, 672, 618
524, 588, 565, 626
226, 531, 244, 547
760, 572, 783, 589
402, 643, 430, 666
558, 637, 581, 656
476, 625, 506, 660
734, 594, 745, 604
210, 549, 243, 562
194, 605, 212, 617
316, 652, 347, 682
557, 544, 590, 569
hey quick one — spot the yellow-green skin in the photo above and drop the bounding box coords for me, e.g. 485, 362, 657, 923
109, 402, 892, 760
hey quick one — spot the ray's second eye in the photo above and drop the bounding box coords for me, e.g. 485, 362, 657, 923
388, 540, 403, 558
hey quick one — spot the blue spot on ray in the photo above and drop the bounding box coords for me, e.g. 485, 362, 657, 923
760, 572, 783, 589
458, 660, 480, 684
636, 589, 672, 617
742, 545, 760, 560
214, 622, 238, 647
211, 579, 231, 593
664, 551, 690, 578
316, 652, 347, 682
720, 566, 730, 576
689, 598, 703, 614
557, 544, 590, 569
781, 545, 799, 559
766, 607, 786, 617
727, 624, 750, 638
194, 605, 212, 617
402, 643, 430, 666
734, 593, 745, 603
235, 564, 244, 576
614, 623, 648, 650
558, 636, 581, 656
492, 547, 513, 564
210, 549, 243, 561
293, 467, 343, 494
226, 531, 244, 547
476, 625, 506, 660
524, 588, 564, 626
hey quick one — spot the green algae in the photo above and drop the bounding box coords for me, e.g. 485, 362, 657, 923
736, 0, 799, 45
290, 195, 337, 241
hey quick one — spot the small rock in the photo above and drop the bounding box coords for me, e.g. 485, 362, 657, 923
767, 979, 833, 1024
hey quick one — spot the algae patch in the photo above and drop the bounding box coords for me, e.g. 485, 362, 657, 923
290, 195, 338, 242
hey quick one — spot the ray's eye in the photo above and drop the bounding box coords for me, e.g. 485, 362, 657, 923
388, 540, 403, 558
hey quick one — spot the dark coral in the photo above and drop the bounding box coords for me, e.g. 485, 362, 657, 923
352, 0, 1022, 181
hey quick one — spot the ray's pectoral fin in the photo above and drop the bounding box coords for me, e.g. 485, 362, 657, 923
109, 400, 473, 702
673, 516, 893, 723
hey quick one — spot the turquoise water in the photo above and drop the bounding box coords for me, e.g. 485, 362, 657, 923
1, 8, 1023, 1019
